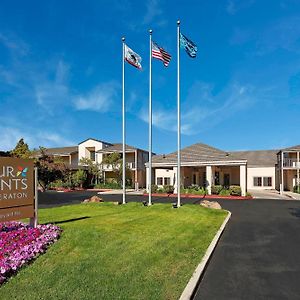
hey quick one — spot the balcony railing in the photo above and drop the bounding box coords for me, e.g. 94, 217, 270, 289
102, 162, 136, 171
283, 158, 300, 168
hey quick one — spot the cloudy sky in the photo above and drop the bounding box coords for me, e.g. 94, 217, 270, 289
0, 0, 300, 153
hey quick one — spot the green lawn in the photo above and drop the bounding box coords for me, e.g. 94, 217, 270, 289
0, 202, 227, 300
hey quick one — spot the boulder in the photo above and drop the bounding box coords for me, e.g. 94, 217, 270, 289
81, 195, 103, 203
89, 195, 103, 203
200, 200, 222, 210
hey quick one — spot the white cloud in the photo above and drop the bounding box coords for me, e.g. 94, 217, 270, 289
143, 0, 163, 24
0, 125, 75, 151
226, 0, 236, 15
74, 81, 120, 112
138, 82, 255, 135
0, 32, 29, 56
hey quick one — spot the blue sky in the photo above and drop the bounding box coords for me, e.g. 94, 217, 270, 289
0, 0, 300, 154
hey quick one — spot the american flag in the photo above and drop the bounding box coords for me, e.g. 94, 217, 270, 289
152, 42, 171, 67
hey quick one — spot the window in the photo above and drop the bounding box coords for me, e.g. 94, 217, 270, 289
164, 177, 171, 185
263, 177, 272, 187
215, 171, 220, 185
90, 151, 96, 161
193, 174, 197, 185
157, 177, 163, 185
253, 177, 262, 187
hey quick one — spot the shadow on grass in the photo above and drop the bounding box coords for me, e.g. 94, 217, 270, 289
42, 216, 91, 225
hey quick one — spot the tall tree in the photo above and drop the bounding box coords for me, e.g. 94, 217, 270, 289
10, 138, 32, 159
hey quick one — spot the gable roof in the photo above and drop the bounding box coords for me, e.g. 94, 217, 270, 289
78, 138, 112, 145
33, 146, 78, 157
281, 144, 300, 152
229, 150, 278, 167
152, 143, 246, 165
97, 143, 148, 153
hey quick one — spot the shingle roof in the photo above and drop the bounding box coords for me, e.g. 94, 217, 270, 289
97, 143, 148, 153
33, 146, 78, 157
229, 150, 278, 167
282, 144, 300, 152
152, 143, 246, 165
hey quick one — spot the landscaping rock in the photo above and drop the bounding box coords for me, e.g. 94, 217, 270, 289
200, 200, 222, 210
82, 195, 103, 203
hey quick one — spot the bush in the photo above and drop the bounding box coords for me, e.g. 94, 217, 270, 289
48, 180, 64, 189
157, 187, 165, 193
219, 189, 231, 196
229, 185, 241, 196
293, 185, 300, 194
181, 186, 207, 195
94, 182, 122, 189
72, 169, 87, 188
211, 185, 223, 195
163, 185, 174, 194
246, 192, 252, 197
151, 185, 158, 193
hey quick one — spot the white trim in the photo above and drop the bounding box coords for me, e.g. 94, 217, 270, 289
147, 160, 247, 168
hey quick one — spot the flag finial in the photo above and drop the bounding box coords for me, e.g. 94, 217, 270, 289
149, 29, 153, 34
177, 20, 180, 25
122, 37, 125, 42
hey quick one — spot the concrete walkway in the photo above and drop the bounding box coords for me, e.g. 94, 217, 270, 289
249, 189, 291, 200
194, 199, 300, 300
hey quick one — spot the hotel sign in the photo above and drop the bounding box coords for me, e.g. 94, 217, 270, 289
0, 157, 35, 222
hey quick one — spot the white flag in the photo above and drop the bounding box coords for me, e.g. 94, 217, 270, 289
124, 44, 142, 69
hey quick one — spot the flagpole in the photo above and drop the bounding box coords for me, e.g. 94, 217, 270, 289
122, 37, 126, 205
148, 29, 153, 206
177, 20, 181, 208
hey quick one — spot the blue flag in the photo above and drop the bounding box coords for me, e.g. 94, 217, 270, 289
180, 33, 197, 58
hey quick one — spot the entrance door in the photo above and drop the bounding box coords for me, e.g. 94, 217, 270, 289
224, 173, 230, 187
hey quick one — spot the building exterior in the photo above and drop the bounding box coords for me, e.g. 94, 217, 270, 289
277, 145, 300, 192
30, 139, 300, 194
146, 143, 300, 196
34, 138, 149, 189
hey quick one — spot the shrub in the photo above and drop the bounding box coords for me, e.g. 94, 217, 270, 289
219, 189, 231, 196
211, 185, 223, 195
246, 192, 252, 197
293, 185, 300, 194
151, 184, 158, 193
163, 185, 174, 194
229, 185, 241, 196
48, 179, 64, 189
94, 182, 122, 189
72, 169, 87, 188
157, 187, 165, 193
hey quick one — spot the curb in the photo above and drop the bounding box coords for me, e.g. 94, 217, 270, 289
179, 210, 232, 300
143, 193, 252, 200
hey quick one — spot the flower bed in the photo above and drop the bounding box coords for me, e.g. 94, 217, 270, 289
0, 222, 61, 285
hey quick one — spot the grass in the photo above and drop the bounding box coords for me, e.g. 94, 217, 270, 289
0, 202, 227, 300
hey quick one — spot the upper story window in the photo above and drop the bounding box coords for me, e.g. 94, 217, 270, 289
90, 151, 96, 161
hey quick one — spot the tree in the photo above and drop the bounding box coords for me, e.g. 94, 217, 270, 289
10, 138, 32, 159
79, 157, 102, 186
72, 169, 87, 188
102, 153, 131, 185
35, 147, 69, 191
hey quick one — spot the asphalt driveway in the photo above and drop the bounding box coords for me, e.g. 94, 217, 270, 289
38, 191, 300, 299
194, 199, 300, 300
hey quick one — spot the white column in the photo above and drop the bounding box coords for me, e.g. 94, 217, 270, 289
206, 166, 212, 195
146, 167, 149, 192
240, 165, 246, 197
281, 151, 284, 194
297, 152, 299, 193
173, 167, 178, 194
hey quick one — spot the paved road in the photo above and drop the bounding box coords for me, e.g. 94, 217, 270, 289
38, 190, 204, 208
39, 191, 300, 299
194, 199, 300, 300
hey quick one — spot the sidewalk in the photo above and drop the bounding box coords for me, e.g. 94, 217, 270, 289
284, 191, 300, 200
97, 189, 144, 195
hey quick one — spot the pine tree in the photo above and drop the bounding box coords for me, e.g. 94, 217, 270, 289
10, 138, 32, 159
